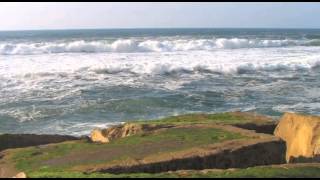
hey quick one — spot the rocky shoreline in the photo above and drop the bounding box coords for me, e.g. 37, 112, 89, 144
0, 111, 319, 178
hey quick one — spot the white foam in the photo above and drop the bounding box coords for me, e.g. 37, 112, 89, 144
30, 121, 124, 136
0, 45, 320, 104
64, 122, 125, 136
0, 38, 310, 55
1, 39, 320, 135
273, 102, 320, 115
1, 46, 320, 79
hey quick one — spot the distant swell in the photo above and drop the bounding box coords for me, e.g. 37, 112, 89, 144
0, 38, 315, 55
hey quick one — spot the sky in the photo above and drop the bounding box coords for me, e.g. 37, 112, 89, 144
0, 2, 320, 30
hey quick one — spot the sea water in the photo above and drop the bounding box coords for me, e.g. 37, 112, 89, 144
0, 28, 320, 136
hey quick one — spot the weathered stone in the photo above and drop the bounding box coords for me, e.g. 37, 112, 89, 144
90, 129, 110, 143
274, 112, 320, 163
90, 123, 145, 143
12, 172, 27, 178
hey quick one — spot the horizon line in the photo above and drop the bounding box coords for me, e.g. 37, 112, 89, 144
1, 27, 320, 32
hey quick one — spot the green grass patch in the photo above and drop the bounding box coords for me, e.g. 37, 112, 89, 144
26, 169, 178, 178
10, 127, 245, 174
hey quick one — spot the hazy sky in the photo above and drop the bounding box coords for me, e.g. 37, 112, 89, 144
0, 2, 320, 30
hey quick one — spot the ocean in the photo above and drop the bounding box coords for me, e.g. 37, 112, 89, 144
0, 28, 320, 136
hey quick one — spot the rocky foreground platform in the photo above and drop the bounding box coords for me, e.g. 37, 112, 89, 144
0, 112, 319, 178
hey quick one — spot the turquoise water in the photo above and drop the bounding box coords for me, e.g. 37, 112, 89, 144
0, 28, 320, 136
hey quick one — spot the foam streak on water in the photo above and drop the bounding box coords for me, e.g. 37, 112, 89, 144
0, 29, 320, 136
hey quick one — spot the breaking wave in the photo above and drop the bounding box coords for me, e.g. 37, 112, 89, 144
2, 35, 320, 135
0, 38, 316, 55
89, 59, 320, 76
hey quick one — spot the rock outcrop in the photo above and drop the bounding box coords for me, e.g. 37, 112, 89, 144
90, 129, 110, 143
12, 172, 27, 178
90, 123, 146, 143
274, 112, 320, 163
3, 112, 319, 178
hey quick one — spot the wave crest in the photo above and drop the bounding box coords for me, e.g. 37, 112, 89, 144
0, 38, 312, 55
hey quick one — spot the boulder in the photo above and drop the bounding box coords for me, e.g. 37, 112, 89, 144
90, 123, 145, 143
274, 112, 320, 163
12, 172, 27, 178
90, 129, 110, 143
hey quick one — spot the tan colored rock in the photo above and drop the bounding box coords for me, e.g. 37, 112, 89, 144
90, 123, 145, 143
12, 172, 27, 178
90, 129, 110, 143
274, 112, 320, 163
120, 123, 144, 137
